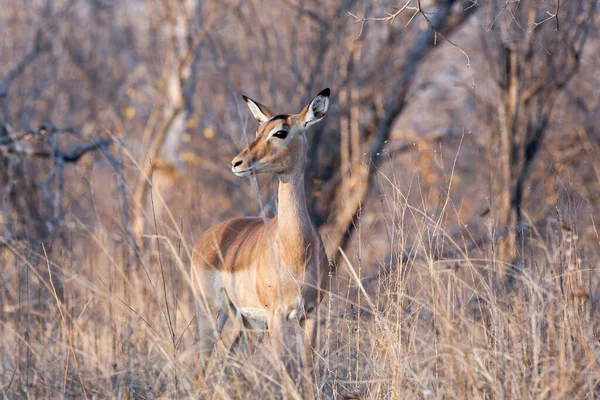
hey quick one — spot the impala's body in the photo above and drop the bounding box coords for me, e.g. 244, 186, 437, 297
191, 89, 331, 363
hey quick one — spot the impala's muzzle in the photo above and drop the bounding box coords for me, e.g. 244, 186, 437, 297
231, 150, 256, 177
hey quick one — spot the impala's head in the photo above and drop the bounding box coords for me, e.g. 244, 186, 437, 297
231, 88, 330, 178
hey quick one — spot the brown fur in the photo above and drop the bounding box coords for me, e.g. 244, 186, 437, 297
190, 89, 331, 366
192, 213, 327, 317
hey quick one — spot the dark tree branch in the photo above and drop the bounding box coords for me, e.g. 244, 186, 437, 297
0, 31, 52, 99
0, 138, 114, 162
320, 0, 477, 260
100, 138, 142, 269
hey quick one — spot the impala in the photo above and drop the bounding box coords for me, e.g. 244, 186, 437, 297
191, 88, 331, 365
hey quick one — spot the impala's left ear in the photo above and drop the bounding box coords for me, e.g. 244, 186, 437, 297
299, 88, 330, 129
242, 95, 275, 124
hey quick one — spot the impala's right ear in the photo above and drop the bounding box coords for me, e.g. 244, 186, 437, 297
299, 88, 330, 129
242, 95, 275, 124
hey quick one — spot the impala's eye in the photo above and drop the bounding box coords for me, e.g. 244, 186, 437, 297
273, 130, 288, 139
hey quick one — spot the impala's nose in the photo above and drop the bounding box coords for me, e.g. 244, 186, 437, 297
231, 155, 253, 177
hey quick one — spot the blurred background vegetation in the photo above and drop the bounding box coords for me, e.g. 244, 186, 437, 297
1, 0, 599, 398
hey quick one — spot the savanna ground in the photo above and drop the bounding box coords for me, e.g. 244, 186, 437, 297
1, 0, 599, 398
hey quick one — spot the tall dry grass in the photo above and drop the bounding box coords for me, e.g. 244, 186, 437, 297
1, 151, 599, 399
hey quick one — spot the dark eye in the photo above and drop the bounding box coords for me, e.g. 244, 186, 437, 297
273, 130, 288, 139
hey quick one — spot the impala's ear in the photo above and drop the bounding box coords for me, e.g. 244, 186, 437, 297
299, 88, 330, 129
242, 95, 275, 124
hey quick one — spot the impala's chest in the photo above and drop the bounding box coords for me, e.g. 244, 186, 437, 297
222, 245, 319, 313
219, 217, 327, 321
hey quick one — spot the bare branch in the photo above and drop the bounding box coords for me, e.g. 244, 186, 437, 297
417, 0, 476, 88
530, 0, 561, 33
0, 138, 114, 162
348, 0, 414, 40
350, 0, 476, 88
321, 0, 477, 259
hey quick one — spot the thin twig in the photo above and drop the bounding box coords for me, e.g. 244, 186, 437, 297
530, 0, 561, 33
348, 0, 414, 40
416, 0, 476, 88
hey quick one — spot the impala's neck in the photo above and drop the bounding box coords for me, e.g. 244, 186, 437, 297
276, 166, 314, 246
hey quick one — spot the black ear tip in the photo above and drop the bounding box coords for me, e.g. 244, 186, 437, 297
242, 95, 250, 102
320, 88, 331, 97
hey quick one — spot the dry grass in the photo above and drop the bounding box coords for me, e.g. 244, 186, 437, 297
1, 1, 598, 398
1, 161, 599, 400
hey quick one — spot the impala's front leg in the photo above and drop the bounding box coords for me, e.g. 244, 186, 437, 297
267, 310, 286, 365
301, 316, 318, 368
196, 307, 229, 370
196, 314, 215, 369
297, 315, 318, 398
193, 270, 229, 370
229, 312, 256, 355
